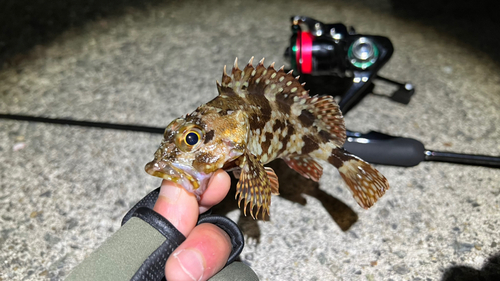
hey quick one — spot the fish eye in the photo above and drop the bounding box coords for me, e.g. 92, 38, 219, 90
185, 131, 200, 146
176, 125, 204, 152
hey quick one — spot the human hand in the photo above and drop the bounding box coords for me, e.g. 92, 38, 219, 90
153, 169, 232, 281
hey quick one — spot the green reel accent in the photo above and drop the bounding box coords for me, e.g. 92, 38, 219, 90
290, 32, 299, 73
348, 39, 379, 69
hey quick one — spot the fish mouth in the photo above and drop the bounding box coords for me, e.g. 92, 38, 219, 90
145, 160, 213, 197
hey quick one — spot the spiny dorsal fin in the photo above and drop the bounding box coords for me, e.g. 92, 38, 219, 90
218, 57, 309, 101
307, 95, 346, 146
218, 58, 345, 146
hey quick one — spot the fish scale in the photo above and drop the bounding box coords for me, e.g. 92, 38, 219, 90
145, 57, 390, 219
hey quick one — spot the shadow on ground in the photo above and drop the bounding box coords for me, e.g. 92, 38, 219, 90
211, 159, 359, 242
442, 252, 500, 281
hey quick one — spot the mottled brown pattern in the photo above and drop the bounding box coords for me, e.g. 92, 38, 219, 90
301, 134, 320, 155
247, 94, 272, 129
204, 130, 215, 144
275, 96, 292, 115
264, 132, 274, 149
146, 57, 390, 219
318, 130, 331, 142
272, 119, 285, 132
276, 122, 294, 156
328, 148, 351, 168
194, 152, 218, 167
298, 109, 315, 127
248, 115, 267, 132
205, 88, 246, 112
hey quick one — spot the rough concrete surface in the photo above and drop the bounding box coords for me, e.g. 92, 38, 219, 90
1, 0, 499, 280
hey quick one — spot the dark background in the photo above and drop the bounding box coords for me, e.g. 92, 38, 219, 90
1, 0, 500, 68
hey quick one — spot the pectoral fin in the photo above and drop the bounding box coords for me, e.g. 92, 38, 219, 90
236, 154, 279, 219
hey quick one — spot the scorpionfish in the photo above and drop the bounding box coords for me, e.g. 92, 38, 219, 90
145, 57, 389, 219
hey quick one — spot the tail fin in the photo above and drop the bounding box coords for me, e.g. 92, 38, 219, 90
329, 148, 390, 209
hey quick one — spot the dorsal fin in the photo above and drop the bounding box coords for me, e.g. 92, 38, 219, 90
218, 57, 309, 100
307, 95, 346, 146
217, 58, 345, 145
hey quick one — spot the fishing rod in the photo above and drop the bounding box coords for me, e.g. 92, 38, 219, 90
343, 130, 500, 168
1, 113, 499, 168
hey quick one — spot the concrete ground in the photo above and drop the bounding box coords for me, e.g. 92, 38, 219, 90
1, 0, 499, 280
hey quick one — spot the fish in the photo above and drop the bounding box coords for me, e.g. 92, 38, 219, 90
145, 57, 390, 219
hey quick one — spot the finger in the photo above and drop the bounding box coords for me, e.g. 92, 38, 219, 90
165, 223, 232, 281
198, 169, 231, 213
153, 180, 198, 237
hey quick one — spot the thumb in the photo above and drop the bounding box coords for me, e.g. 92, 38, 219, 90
153, 180, 199, 237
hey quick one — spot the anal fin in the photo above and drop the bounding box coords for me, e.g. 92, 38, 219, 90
283, 155, 323, 182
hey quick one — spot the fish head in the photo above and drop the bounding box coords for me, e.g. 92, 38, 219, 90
145, 110, 248, 197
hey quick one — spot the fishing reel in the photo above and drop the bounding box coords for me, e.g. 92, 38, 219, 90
284, 16, 415, 114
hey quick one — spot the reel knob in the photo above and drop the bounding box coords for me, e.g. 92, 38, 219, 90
348, 37, 379, 69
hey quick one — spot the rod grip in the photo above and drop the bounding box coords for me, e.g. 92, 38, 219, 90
343, 137, 425, 167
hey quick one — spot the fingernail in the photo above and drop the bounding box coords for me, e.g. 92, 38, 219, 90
173, 249, 205, 281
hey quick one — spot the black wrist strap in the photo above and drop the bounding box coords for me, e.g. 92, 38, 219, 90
128, 207, 185, 281
66, 187, 251, 281
123, 188, 245, 280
